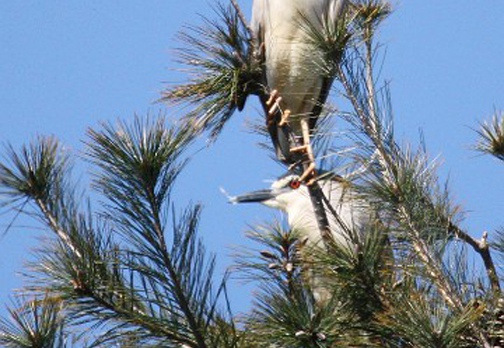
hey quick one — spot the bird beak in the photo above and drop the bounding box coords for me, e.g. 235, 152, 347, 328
229, 189, 277, 204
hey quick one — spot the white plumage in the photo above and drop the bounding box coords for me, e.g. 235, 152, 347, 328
231, 173, 368, 249
251, 0, 348, 159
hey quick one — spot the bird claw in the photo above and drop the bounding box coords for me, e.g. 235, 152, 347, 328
288, 129, 317, 184
278, 109, 291, 126
290, 144, 308, 153
268, 96, 282, 116
298, 162, 316, 185
266, 90, 315, 184
266, 90, 291, 128
266, 89, 278, 106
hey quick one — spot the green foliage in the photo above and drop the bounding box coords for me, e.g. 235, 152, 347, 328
161, 2, 262, 140
475, 112, 504, 161
0, 136, 68, 204
0, 117, 236, 347
377, 291, 484, 348
0, 1, 502, 347
236, 225, 368, 347
0, 295, 67, 348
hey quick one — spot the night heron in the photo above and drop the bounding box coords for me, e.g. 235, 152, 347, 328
251, 0, 349, 179
230, 171, 368, 249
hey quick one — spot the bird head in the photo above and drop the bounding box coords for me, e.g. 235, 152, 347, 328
230, 171, 368, 248
230, 172, 319, 239
229, 173, 310, 213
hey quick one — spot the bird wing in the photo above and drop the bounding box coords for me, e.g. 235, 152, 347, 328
251, 0, 348, 163
252, 0, 295, 164
306, 0, 348, 131
250, 0, 266, 42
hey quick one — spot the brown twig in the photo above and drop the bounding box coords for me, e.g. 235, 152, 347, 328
335, 20, 495, 345
229, 0, 254, 39
258, 91, 335, 250
35, 198, 82, 259
449, 225, 501, 293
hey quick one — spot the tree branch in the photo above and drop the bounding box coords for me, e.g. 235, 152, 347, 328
35, 198, 82, 259
257, 93, 335, 250
230, 0, 254, 40
449, 225, 501, 293
335, 23, 495, 345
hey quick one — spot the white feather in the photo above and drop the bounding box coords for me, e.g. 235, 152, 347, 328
251, 0, 347, 134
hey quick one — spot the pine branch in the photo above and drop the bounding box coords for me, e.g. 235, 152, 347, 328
0, 295, 67, 348
448, 226, 500, 294
236, 222, 387, 346
337, 9, 459, 310
0, 117, 237, 346
333, 2, 497, 345
86, 116, 234, 347
161, 1, 262, 140
377, 289, 485, 348
475, 112, 504, 162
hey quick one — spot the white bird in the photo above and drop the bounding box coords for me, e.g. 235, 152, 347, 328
251, 0, 349, 165
230, 172, 368, 249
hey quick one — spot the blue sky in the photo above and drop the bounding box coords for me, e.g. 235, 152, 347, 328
1, 1, 503, 321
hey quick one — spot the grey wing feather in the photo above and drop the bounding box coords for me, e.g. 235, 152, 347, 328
252, 0, 297, 164
310, 0, 349, 131
250, 0, 266, 43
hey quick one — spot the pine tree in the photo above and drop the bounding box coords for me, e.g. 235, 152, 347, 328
0, 1, 502, 347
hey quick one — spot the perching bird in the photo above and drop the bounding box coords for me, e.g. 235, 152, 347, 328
230, 171, 368, 249
251, 0, 349, 166
230, 171, 372, 303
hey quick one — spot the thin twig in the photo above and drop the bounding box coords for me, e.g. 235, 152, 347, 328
257, 93, 334, 250
448, 224, 501, 293
35, 198, 82, 259
229, 0, 254, 39
337, 23, 494, 346
364, 27, 378, 136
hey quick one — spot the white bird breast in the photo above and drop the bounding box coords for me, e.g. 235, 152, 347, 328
265, 179, 368, 249
251, 0, 346, 131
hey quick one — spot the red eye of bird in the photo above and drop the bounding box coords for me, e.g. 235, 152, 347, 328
289, 180, 301, 189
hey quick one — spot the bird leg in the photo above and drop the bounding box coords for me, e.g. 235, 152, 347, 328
290, 118, 317, 184
278, 109, 291, 126
266, 89, 281, 125
266, 90, 291, 126
266, 90, 315, 183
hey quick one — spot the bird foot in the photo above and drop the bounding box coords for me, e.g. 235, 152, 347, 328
268, 96, 282, 116
266, 89, 280, 114
290, 144, 308, 153
278, 109, 291, 126
266, 89, 278, 106
287, 161, 301, 172
265, 90, 282, 126
289, 129, 317, 185
298, 163, 316, 185
266, 90, 291, 126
